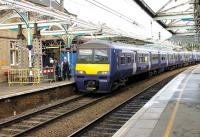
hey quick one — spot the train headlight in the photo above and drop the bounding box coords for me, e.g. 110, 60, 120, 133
98, 71, 109, 75
76, 70, 86, 74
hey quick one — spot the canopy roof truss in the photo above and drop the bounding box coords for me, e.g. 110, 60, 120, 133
0, 0, 120, 37
135, 0, 196, 36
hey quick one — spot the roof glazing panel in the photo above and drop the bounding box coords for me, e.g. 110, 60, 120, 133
64, 0, 171, 40
143, 0, 195, 36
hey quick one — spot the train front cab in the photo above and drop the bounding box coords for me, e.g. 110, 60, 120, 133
75, 47, 111, 93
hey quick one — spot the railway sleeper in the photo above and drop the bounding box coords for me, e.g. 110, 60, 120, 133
121, 107, 140, 112
92, 127, 118, 133
51, 108, 70, 113
29, 117, 48, 122
98, 122, 122, 129
38, 114, 55, 119
111, 113, 133, 117
22, 120, 41, 125
64, 104, 83, 108
127, 100, 144, 103
116, 110, 136, 114
9, 124, 32, 130
123, 106, 142, 110
108, 116, 130, 121
129, 100, 148, 103
0, 132, 9, 137
124, 104, 145, 107
103, 119, 126, 125
0, 128, 23, 135
61, 106, 77, 110
77, 99, 93, 103
45, 111, 64, 115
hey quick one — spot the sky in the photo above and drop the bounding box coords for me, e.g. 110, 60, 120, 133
63, 0, 172, 40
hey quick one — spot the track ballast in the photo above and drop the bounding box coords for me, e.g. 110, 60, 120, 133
69, 75, 175, 137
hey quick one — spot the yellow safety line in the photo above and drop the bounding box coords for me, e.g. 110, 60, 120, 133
163, 67, 196, 137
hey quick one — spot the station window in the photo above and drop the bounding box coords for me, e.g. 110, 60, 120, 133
10, 50, 19, 66
10, 51, 14, 65
10, 41, 19, 66
120, 54, 126, 64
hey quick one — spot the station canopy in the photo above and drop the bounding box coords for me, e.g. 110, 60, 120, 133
0, 0, 197, 44
63, 0, 172, 40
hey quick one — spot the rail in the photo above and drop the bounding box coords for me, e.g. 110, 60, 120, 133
69, 75, 175, 137
0, 94, 108, 137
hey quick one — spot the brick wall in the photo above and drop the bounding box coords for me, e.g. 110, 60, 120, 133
0, 30, 18, 82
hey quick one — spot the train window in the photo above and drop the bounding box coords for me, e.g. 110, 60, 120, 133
127, 56, 131, 64
94, 49, 109, 64
152, 54, 158, 61
174, 54, 178, 60
170, 54, 174, 60
138, 53, 148, 63
161, 56, 166, 61
139, 57, 144, 63
121, 54, 126, 64
77, 49, 93, 63
139, 56, 147, 63
145, 56, 148, 62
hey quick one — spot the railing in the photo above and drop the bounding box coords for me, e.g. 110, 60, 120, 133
7, 67, 56, 86
41, 67, 56, 82
8, 69, 40, 86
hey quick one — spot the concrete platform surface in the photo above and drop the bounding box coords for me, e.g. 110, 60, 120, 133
0, 79, 74, 100
113, 65, 200, 137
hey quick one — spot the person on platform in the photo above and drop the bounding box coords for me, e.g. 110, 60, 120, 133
55, 60, 61, 81
49, 57, 54, 67
62, 57, 70, 81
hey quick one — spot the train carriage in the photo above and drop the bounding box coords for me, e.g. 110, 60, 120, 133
75, 40, 200, 93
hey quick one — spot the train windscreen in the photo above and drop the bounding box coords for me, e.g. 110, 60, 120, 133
77, 49, 109, 64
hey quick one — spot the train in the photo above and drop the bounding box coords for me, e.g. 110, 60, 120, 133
75, 39, 200, 93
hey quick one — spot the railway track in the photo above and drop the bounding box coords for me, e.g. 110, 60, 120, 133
69, 75, 175, 137
0, 94, 107, 137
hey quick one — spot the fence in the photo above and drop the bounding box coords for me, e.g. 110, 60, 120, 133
41, 67, 56, 82
8, 69, 40, 86
7, 67, 56, 86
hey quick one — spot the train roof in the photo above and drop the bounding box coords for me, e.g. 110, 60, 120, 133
79, 39, 196, 54
81, 39, 159, 53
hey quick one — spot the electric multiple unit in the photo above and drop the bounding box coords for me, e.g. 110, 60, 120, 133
75, 40, 200, 93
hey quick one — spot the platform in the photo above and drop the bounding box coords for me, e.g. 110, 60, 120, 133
0, 79, 74, 100
113, 65, 200, 137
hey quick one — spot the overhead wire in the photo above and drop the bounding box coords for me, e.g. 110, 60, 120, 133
84, 0, 138, 25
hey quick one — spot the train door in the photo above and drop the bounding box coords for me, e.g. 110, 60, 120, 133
166, 53, 169, 66
115, 50, 119, 70
132, 51, 137, 74
148, 52, 151, 70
